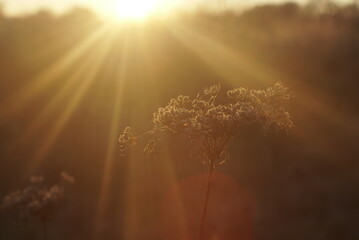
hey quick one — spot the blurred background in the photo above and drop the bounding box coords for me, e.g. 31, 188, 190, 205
0, 0, 359, 239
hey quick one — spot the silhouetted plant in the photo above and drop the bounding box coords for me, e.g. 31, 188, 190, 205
2, 172, 74, 240
119, 83, 293, 240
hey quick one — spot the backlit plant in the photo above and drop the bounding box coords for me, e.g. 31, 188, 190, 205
119, 82, 293, 240
2, 172, 75, 239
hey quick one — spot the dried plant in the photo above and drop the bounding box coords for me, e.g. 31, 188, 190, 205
119, 82, 293, 240
2, 172, 75, 239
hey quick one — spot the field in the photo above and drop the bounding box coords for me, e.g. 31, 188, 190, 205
0, 2, 359, 240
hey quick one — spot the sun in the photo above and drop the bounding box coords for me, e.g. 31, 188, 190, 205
114, 0, 160, 20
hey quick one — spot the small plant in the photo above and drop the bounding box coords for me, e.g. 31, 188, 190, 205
119, 82, 293, 240
2, 172, 75, 240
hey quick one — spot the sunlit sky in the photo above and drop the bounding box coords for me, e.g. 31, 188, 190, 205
1, 0, 352, 17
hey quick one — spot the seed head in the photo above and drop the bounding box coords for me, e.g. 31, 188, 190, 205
119, 82, 293, 166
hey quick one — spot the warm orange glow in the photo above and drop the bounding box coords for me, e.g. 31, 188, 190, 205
1, 3, 358, 240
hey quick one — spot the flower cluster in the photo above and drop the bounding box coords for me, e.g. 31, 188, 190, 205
118, 127, 137, 155
2, 172, 74, 222
119, 83, 293, 167
60, 171, 75, 185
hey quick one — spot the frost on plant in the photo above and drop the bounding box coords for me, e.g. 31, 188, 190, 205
119, 82, 293, 167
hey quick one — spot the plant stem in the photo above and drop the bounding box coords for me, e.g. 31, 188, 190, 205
42, 221, 48, 240
198, 163, 215, 240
